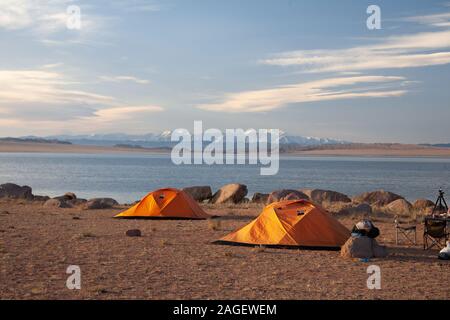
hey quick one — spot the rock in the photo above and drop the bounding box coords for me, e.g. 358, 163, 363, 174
412, 199, 435, 214
33, 195, 50, 202
63, 192, 77, 200
305, 189, 351, 204
352, 190, 403, 206
83, 198, 118, 210
341, 236, 388, 259
372, 241, 388, 258
126, 229, 142, 237
44, 198, 71, 208
182, 186, 212, 202
267, 189, 309, 204
211, 184, 248, 204
68, 198, 87, 207
385, 199, 413, 215
338, 203, 373, 216
44, 195, 87, 209
0, 183, 34, 200
251, 193, 269, 204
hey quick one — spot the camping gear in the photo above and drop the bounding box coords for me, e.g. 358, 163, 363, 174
438, 242, 450, 260
423, 217, 449, 250
395, 218, 417, 246
114, 188, 210, 219
341, 236, 388, 259
351, 220, 380, 239
214, 199, 350, 249
431, 189, 448, 216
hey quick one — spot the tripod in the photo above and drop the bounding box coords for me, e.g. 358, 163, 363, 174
432, 189, 448, 216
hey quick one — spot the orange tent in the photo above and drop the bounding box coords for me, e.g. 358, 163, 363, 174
115, 188, 210, 219
215, 199, 349, 249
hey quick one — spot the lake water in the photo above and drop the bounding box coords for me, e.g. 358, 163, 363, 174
0, 153, 449, 203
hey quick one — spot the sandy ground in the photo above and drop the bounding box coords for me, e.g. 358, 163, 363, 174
2, 141, 450, 157
0, 200, 448, 300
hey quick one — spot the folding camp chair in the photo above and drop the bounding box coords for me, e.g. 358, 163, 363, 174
395, 219, 417, 246
423, 218, 449, 250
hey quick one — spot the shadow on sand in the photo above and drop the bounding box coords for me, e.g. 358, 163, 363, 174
387, 246, 442, 262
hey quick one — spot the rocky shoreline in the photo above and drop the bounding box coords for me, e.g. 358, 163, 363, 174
0, 182, 437, 218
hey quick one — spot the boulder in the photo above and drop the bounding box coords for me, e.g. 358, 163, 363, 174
211, 184, 248, 204
182, 186, 212, 202
267, 189, 309, 204
338, 203, 373, 216
385, 199, 413, 215
44, 198, 71, 208
412, 199, 435, 214
251, 193, 269, 204
306, 189, 351, 204
0, 183, 34, 200
63, 192, 77, 200
44, 196, 87, 209
352, 190, 403, 206
69, 198, 88, 207
83, 198, 118, 210
341, 236, 388, 259
33, 195, 50, 202
126, 229, 142, 237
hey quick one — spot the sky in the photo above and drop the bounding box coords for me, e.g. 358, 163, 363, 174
1, 0, 450, 143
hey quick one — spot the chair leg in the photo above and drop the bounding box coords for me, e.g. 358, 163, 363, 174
395, 228, 398, 245
414, 230, 417, 245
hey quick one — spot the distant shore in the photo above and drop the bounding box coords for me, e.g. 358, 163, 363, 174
0, 141, 169, 154
1, 140, 450, 157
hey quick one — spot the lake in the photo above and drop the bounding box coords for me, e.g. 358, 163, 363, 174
0, 152, 449, 203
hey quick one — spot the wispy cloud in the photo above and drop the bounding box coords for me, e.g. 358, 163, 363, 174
261, 9, 450, 73
261, 30, 450, 73
87, 105, 163, 122
111, 0, 164, 13
0, 0, 110, 45
198, 9, 448, 114
99, 75, 150, 85
40, 62, 64, 69
198, 76, 407, 113
402, 12, 450, 27
0, 68, 164, 132
0, 70, 114, 105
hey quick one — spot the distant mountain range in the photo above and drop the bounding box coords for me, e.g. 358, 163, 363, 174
17, 131, 349, 148
7, 133, 450, 150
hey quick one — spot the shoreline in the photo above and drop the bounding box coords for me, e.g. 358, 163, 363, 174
1, 141, 450, 158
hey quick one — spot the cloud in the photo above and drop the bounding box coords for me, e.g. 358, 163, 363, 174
0, 0, 35, 30
89, 105, 163, 122
198, 76, 407, 113
0, 70, 115, 105
0, 68, 164, 133
40, 62, 64, 69
99, 75, 150, 85
261, 11, 450, 73
0, 0, 108, 44
402, 12, 450, 28
111, 0, 164, 13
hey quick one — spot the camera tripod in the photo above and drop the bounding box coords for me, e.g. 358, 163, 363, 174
432, 189, 448, 216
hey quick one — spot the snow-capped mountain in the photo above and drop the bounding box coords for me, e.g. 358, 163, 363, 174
32, 131, 350, 147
